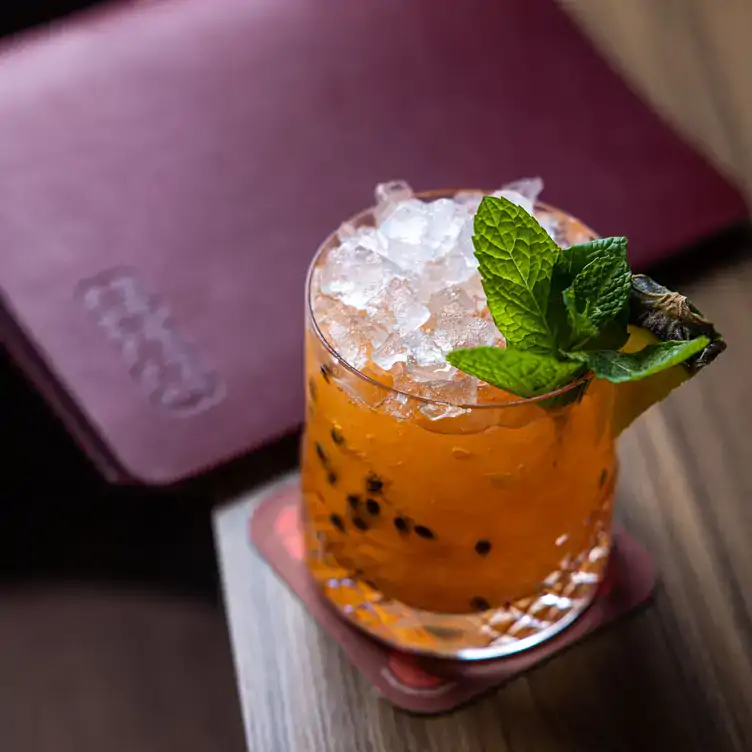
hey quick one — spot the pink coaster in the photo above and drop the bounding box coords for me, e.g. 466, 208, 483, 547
250, 478, 655, 714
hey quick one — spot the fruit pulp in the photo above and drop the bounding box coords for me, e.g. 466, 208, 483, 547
302, 336, 616, 658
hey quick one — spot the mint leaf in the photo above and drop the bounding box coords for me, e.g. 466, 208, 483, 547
567, 256, 631, 328
565, 337, 710, 383
546, 260, 574, 350
473, 196, 559, 353
549, 236, 629, 351
447, 347, 586, 399
563, 253, 631, 350
556, 236, 628, 279
562, 286, 600, 348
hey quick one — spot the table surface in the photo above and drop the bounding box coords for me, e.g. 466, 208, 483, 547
214, 256, 752, 752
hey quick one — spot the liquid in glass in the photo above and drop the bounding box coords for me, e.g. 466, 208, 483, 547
301, 187, 615, 659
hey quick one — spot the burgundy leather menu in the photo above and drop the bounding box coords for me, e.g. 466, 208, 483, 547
0, 0, 745, 485
0, 2, 310, 484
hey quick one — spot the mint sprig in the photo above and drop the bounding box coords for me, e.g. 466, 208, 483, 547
448, 195, 716, 400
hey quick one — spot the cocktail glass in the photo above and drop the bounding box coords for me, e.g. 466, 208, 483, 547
301, 189, 615, 660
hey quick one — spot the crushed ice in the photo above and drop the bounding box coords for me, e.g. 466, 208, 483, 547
313, 178, 557, 413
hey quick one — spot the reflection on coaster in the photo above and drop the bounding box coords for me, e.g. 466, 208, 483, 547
250, 478, 655, 715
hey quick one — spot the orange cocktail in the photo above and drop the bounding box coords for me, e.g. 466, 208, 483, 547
301, 183, 615, 659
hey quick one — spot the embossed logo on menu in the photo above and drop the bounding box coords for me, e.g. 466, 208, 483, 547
77, 268, 225, 416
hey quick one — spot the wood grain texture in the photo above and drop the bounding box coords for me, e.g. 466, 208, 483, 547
214, 257, 752, 752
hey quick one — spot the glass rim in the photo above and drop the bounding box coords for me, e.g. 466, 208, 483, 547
305, 188, 596, 410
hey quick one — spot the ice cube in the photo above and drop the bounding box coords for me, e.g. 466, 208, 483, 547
338, 227, 389, 256
424, 286, 499, 352
423, 198, 465, 254
501, 177, 544, 204
419, 402, 471, 420
367, 279, 430, 335
320, 243, 404, 310
410, 262, 446, 302
432, 314, 498, 353
372, 334, 409, 371
492, 188, 534, 216
374, 180, 414, 222
455, 217, 477, 261
427, 286, 475, 317
323, 319, 369, 370
366, 322, 390, 350
463, 318, 499, 349
380, 239, 437, 274
404, 330, 445, 366
375, 179, 414, 204
406, 359, 457, 382
491, 177, 543, 218
413, 250, 476, 302
374, 329, 448, 379
462, 274, 487, 311
315, 297, 389, 371
403, 330, 454, 381
379, 200, 430, 245
336, 221, 358, 241
453, 191, 484, 212
377, 191, 475, 275
375, 198, 440, 273
441, 250, 477, 284
382, 390, 413, 419
415, 377, 478, 419
427, 377, 478, 405
538, 216, 560, 243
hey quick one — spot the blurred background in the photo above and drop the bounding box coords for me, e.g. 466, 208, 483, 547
0, 1, 750, 751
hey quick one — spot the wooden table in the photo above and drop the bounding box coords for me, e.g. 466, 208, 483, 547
214, 256, 752, 751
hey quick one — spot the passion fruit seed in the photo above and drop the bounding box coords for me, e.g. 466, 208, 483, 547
475, 540, 492, 556
393, 516, 410, 534
320, 364, 332, 383
470, 597, 491, 612
331, 427, 345, 445
365, 499, 381, 516
308, 379, 317, 402
414, 525, 435, 540
365, 475, 384, 494
352, 517, 369, 532
330, 513, 345, 532
327, 471, 338, 486
315, 443, 328, 466
599, 469, 608, 487
347, 494, 362, 510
